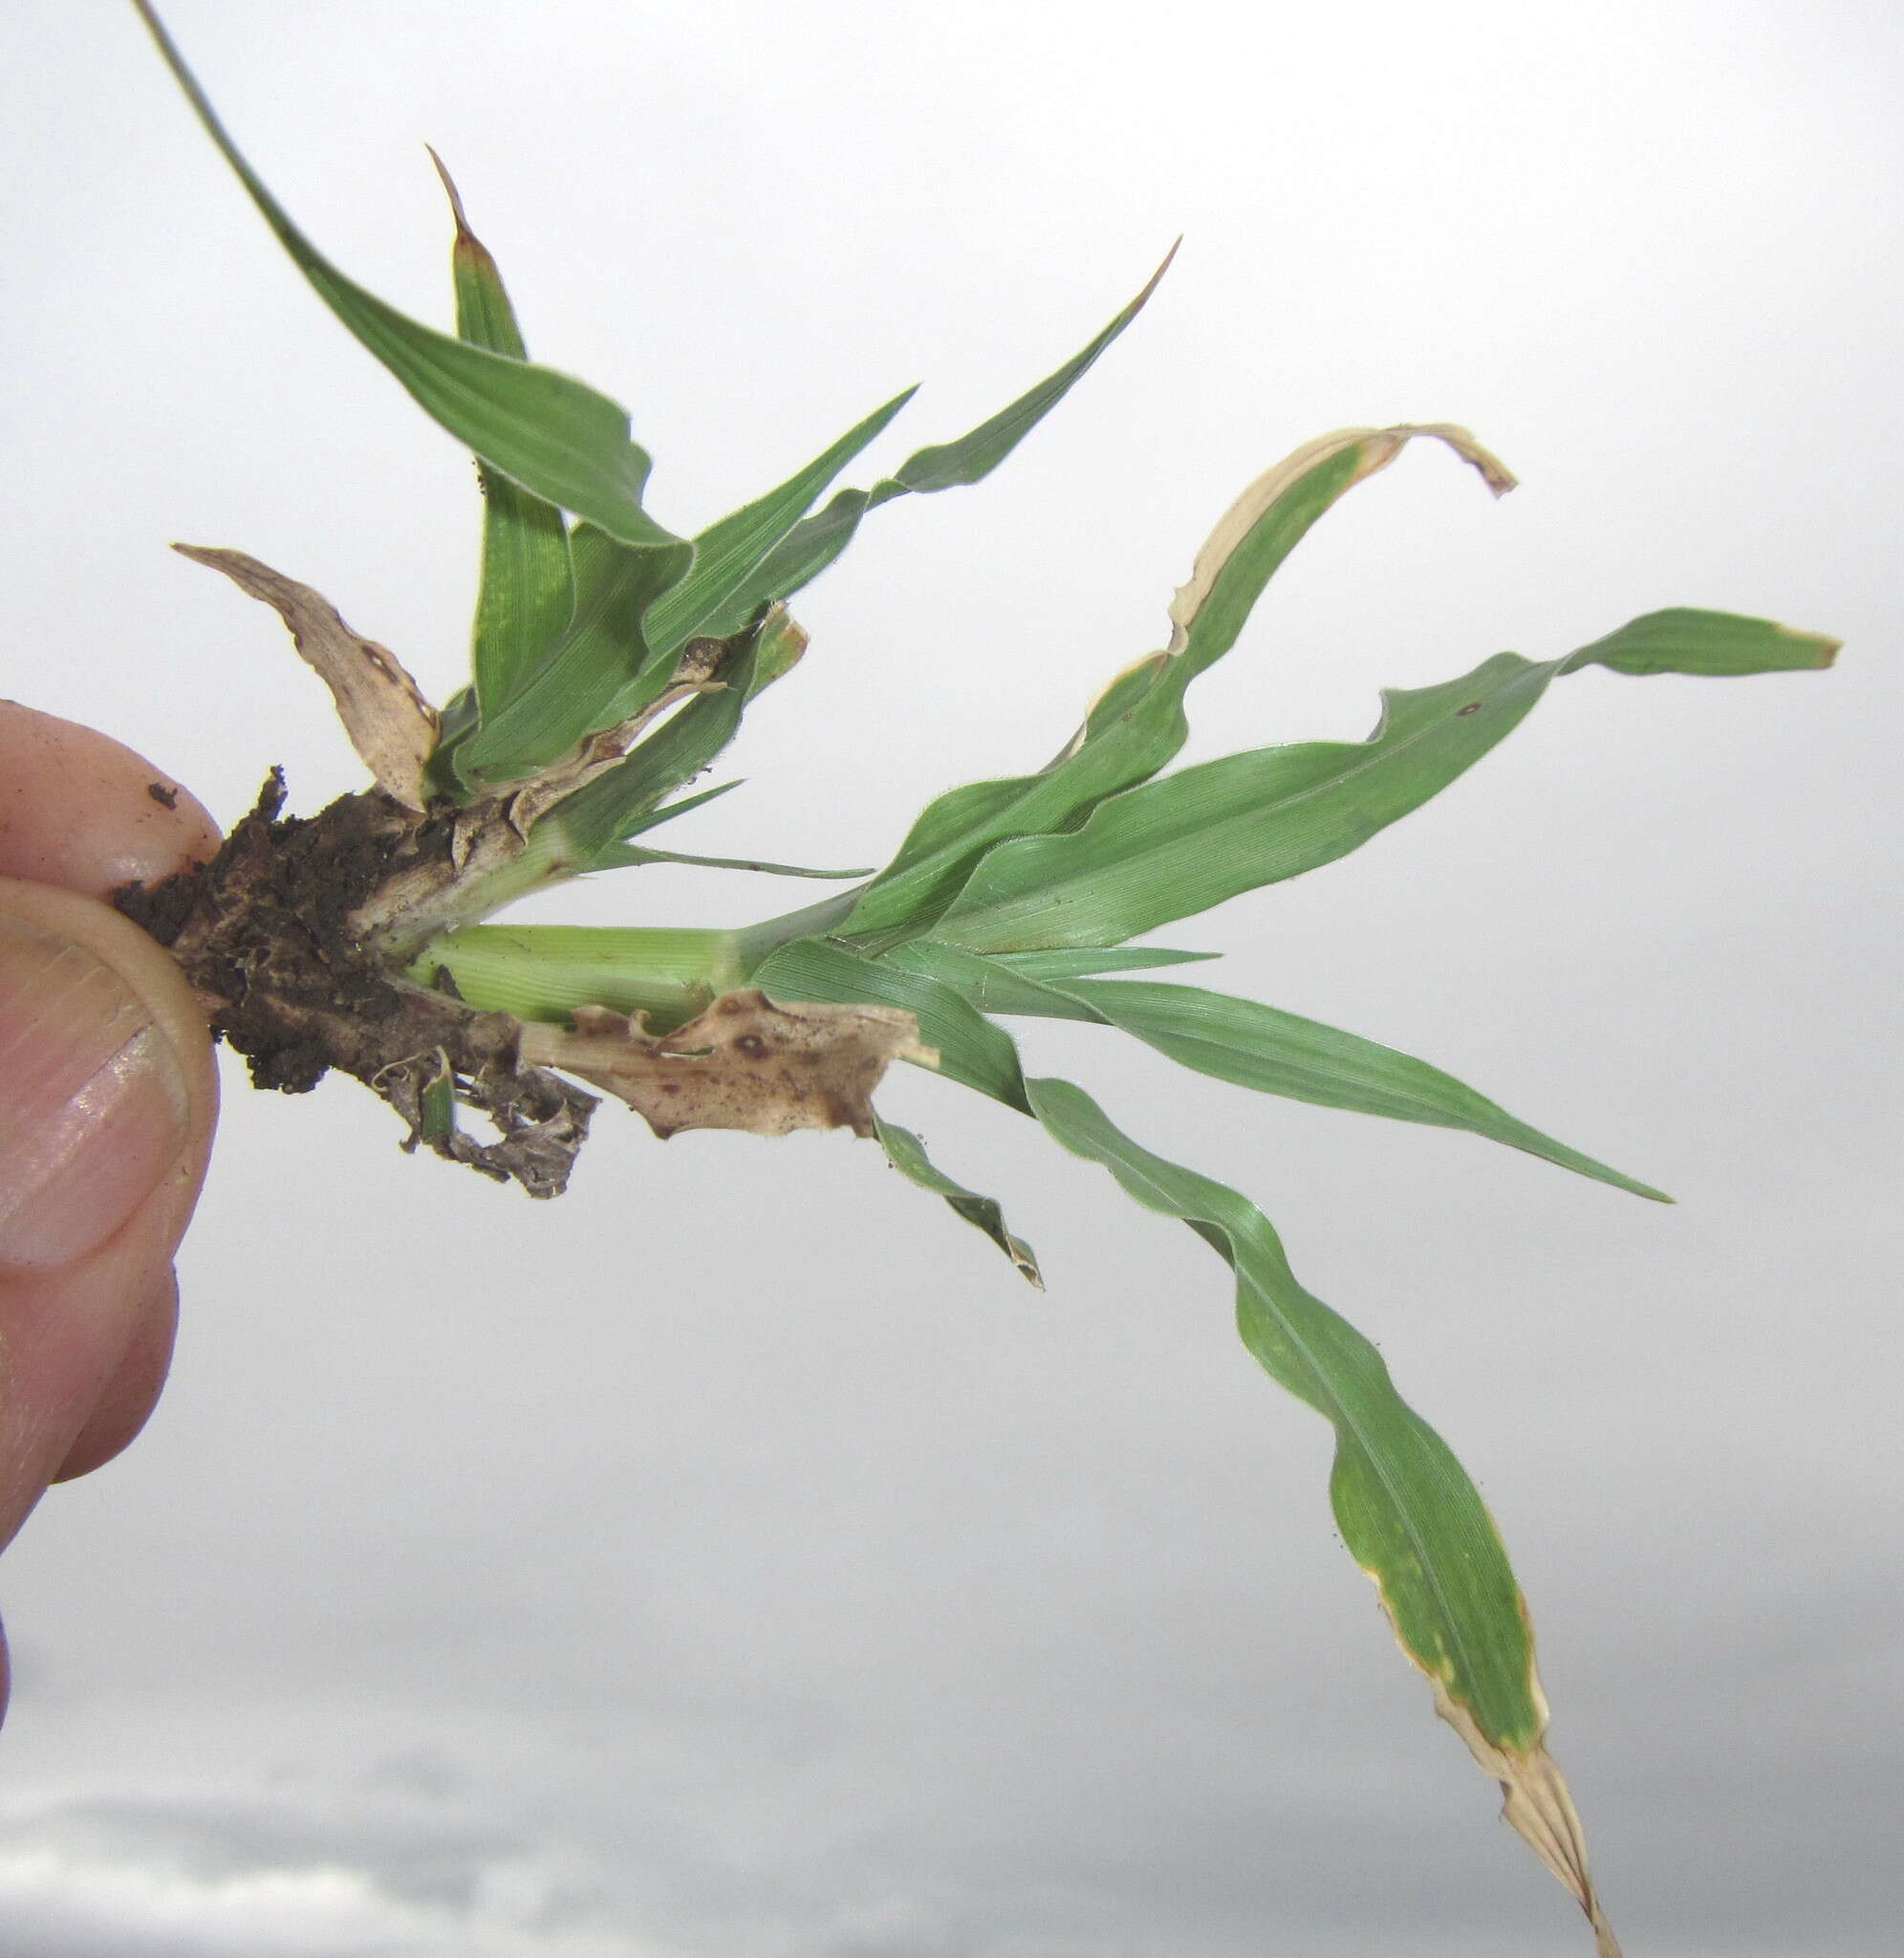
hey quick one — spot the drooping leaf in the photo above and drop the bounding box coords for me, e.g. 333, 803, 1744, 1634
135, 3, 688, 559
873, 1116, 1043, 1287
729, 933, 1621, 1948
926, 607, 1837, 955
841, 426, 1512, 945
427, 149, 576, 728
886, 941, 1668, 1201
682, 245, 1179, 644
1024, 1075, 1620, 1956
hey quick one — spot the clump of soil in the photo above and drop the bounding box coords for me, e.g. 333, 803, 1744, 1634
115, 770, 595, 1197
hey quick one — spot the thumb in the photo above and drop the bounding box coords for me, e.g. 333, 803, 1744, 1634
0, 879, 213, 1274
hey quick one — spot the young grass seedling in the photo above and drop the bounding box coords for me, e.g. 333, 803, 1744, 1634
119, 6, 1843, 1950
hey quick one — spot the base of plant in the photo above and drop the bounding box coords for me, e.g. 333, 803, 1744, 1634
113, 770, 601, 1196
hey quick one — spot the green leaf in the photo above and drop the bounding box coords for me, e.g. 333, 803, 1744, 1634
426, 151, 577, 728
996, 945, 1221, 981
461, 363, 902, 781
924, 605, 1838, 955
530, 604, 811, 867
458, 525, 694, 782
840, 425, 1512, 945
884, 942, 1666, 1199
1564, 605, 1840, 677
873, 1116, 1043, 1287
927, 652, 1552, 951
591, 845, 873, 879
638, 387, 920, 662
136, 4, 688, 559
538, 635, 763, 863
1024, 1075, 1618, 1950
682, 245, 1179, 643
747, 938, 1029, 1110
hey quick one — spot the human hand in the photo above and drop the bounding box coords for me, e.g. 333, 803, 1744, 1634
0, 703, 220, 1718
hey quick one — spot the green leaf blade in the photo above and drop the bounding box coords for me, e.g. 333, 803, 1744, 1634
748, 938, 1030, 1111
425, 151, 578, 732
138, 4, 683, 555
459, 525, 695, 782
1023, 1076, 1617, 1945
686, 249, 1177, 642
1564, 605, 1841, 677
640, 387, 920, 660
873, 1116, 1043, 1286
1065, 979, 1671, 1201
840, 426, 1511, 947
931, 653, 1562, 952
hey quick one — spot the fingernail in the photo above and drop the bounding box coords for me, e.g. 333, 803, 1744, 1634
0, 914, 189, 1271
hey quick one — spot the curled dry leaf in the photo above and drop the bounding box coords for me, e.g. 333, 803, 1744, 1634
1164, 423, 1517, 659
520, 990, 935, 1140
174, 545, 440, 812
1427, 1682, 1624, 1958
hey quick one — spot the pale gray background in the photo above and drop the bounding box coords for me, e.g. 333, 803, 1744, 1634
1, 2, 1898, 1953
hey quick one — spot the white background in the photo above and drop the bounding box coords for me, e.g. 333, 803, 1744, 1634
1, 2, 1898, 1953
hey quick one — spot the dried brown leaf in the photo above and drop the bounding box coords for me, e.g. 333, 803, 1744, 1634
1424, 1664, 1623, 1958
519, 989, 933, 1140
175, 545, 439, 812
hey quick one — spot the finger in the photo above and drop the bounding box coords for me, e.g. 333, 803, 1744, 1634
0, 878, 216, 1544
52, 1265, 182, 1484
0, 702, 220, 896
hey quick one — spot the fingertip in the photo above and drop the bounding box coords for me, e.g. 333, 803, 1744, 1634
0, 703, 221, 896
52, 1266, 181, 1483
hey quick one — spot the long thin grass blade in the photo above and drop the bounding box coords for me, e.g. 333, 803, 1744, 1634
592, 845, 873, 879
1026, 1076, 1621, 1956
886, 941, 1666, 1199
874, 1116, 1043, 1286
927, 605, 1837, 954
842, 426, 1505, 944
723, 937, 1621, 1947
134, 3, 687, 557
930, 652, 1556, 950
638, 386, 920, 661
996, 945, 1221, 981
682, 247, 1178, 643
1564, 606, 1838, 676
427, 150, 575, 726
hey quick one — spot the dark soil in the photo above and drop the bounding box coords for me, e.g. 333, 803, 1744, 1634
114, 772, 595, 1196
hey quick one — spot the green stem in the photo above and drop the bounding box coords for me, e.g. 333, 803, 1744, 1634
411, 924, 746, 1033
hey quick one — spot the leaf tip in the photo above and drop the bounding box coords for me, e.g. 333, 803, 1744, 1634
424, 142, 473, 239
1785, 623, 1843, 668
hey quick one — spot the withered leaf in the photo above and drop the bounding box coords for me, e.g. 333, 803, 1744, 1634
519, 989, 934, 1140
175, 544, 440, 812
